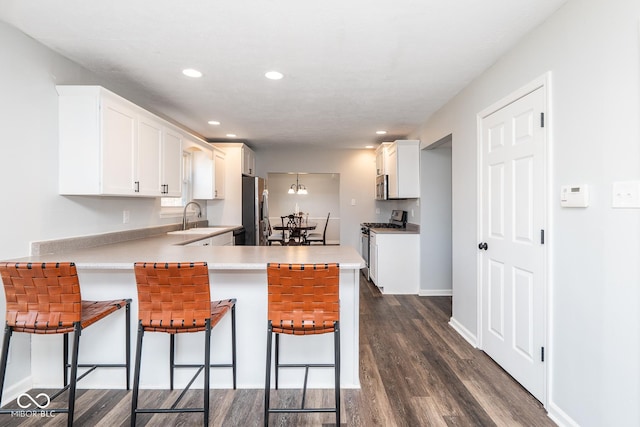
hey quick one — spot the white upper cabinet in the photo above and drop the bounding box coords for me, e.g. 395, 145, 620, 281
193, 146, 225, 200
241, 145, 255, 176
136, 115, 163, 196
214, 148, 226, 199
133, 114, 182, 197
59, 86, 137, 195
375, 143, 391, 176
161, 128, 183, 197
57, 85, 183, 197
387, 140, 420, 199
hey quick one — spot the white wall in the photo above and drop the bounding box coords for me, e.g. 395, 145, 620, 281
410, 0, 640, 425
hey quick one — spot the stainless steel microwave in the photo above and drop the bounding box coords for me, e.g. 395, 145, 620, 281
375, 175, 388, 200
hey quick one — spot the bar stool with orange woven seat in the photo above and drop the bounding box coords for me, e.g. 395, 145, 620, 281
0, 262, 131, 427
264, 263, 341, 427
131, 262, 236, 426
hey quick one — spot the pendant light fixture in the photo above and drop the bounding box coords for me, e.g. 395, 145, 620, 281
288, 173, 308, 195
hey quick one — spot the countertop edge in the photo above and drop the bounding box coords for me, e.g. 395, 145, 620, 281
73, 261, 364, 271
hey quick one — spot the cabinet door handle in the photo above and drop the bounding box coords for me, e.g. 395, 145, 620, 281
478, 242, 488, 250
134, 181, 140, 192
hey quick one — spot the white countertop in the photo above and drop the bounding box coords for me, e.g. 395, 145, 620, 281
5, 227, 365, 270
369, 223, 420, 234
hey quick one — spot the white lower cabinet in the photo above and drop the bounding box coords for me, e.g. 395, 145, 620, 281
369, 231, 379, 284
185, 232, 234, 247
369, 230, 419, 294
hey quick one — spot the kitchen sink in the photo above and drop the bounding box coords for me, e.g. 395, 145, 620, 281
167, 227, 229, 235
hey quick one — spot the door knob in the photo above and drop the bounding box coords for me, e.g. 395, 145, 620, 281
478, 242, 488, 250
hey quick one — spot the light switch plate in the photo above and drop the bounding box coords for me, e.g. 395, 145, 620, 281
612, 181, 640, 208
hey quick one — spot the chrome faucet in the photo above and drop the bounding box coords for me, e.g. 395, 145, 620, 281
182, 201, 202, 230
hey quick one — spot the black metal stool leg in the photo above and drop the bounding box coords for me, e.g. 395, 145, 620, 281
169, 334, 175, 390
231, 304, 237, 390
67, 324, 82, 427
335, 321, 341, 427
0, 326, 13, 406
63, 333, 69, 387
125, 302, 131, 390
264, 321, 273, 427
131, 322, 145, 426
204, 319, 211, 427
274, 333, 280, 390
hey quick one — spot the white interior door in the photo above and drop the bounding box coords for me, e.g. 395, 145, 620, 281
479, 85, 546, 402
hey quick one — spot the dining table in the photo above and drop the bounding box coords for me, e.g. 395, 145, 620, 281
273, 220, 318, 245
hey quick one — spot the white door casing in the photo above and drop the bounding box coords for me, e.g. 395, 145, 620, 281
477, 77, 548, 404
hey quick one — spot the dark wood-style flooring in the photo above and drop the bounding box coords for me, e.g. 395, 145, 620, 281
2, 274, 554, 426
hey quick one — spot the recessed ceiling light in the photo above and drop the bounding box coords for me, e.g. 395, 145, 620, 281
365, 145, 375, 149
208, 120, 220, 125
182, 68, 203, 78
265, 71, 284, 80
376, 130, 387, 135
226, 133, 237, 138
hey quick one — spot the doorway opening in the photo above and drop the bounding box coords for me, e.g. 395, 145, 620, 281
419, 135, 453, 296
266, 173, 340, 244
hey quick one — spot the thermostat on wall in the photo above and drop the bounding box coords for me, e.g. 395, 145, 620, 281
560, 185, 589, 207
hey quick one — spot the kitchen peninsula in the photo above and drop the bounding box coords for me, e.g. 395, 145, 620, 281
3, 229, 365, 391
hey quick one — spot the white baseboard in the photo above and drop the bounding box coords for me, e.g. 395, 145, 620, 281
547, 401, 580, 427
418, 289, 453, 296
448, 317, 478, 348
1, 376, 31, 407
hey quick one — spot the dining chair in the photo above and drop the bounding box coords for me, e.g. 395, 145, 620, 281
0, 262, 131, 427
266, 218, 286, 246
264, 263, 341, 427
282, 214, 303, 245
305, 212, 330, 245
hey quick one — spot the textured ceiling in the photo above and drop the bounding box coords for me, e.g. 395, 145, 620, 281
0, 0, 567, 149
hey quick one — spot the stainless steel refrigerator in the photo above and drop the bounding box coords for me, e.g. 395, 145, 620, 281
242, 176, 268, 245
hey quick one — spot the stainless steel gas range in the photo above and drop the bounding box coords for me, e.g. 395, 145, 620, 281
360, 209, 407, 279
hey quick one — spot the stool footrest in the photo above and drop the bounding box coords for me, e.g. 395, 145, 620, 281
173, 363, 234, 369
276, 363, 335, 368
77, 363, 128, 368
